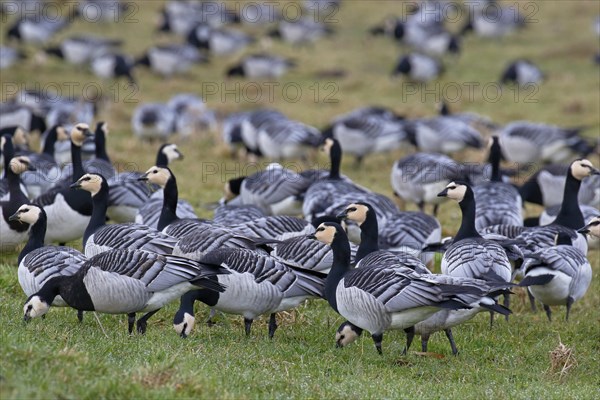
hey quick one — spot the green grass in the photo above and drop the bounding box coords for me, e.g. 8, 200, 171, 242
1, 0, 600, 399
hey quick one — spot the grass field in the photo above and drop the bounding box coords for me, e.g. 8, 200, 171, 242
1, 1, 600, 399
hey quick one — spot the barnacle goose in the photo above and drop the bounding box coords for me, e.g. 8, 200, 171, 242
268, 18, 333, 45
135, 166, 199, 233
392, 53, 443, 82
520, 233, 592, 321
501, 60, 544, 87
33, 124, 96, 244
135, 44, 206, 77
0, 103, 46, 134
310, 222, 486, 355
90, 52, 135, 84
107, 143, 183, 223
484, 159, 599, 256
7, 14, 70, 45
390, 152, 466, 215
23, 248, 229, 334
302, 138, 368, 222
404, 115, 483, 154
461, 4, 525, 38
213, 204, 265, 226
45, 35, 123, 65
131, 103, 176, 141
322, 106, 406, 165
191, 26, 254, 56
498, 122, 593, 164
0, 46, 24, 69
168, 94, 216, 137
173, 248, 325, 338
1, 156, 36, 250
473, 137, 523, 231
224, 163, 314, 215
10, 205, 86, 317
256, 119, 321, 160
227, 54, 295, 79
1, 134, 29, 200
240, 109, 287, 159
71, 173, 179, 257
221, 111, 252, 157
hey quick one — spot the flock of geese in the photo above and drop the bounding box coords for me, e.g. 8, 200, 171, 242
1, 115, 598, 355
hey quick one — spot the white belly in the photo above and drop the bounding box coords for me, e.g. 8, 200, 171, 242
214, 272, 282, 319
527, 268, 571, 306
43, 194, 90, 244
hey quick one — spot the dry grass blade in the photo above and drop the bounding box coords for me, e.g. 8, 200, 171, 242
547, 337, 578, 381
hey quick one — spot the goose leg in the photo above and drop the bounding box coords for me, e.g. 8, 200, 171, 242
371, 333, 383, 355
421, 333, 430, 353
565, 297, 574, 321
432, 204, 439, 217
354, 155, 363, 167
268, 313, 278, 339
445, 329, 458, 356
136, 309, 160, 334
543, 304, 552, 322
489, 311, 495, 328
503, 293, 510, 322
528, 288, 537, 313
127, 313, 136, 334
402, 326, 415, 355
417, 201, 425, 213
244, 318, 253, 336
77, 310, 84, 323
206, 308, 217, 327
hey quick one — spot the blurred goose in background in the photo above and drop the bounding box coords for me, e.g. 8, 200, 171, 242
240, 109, 287, 158
500, 60, 544, 87
0, 46, 25, 69
91, 52, 136, 84
462, 3, 526, 38
268, 18, 333, 45
404, 115, 483, 154
213, 204, 265, 226
1, 134, 29, 200
45, 99, 95, 135
22, 248, 229, 334
256, 119, 321, 160
498, 122, 594, 164
191, 26, 254, 56
158, 1, 238, 36
7, 14, 70, 45
322, 106, 406, 165
1, 156, 36, 250
107, 143, 183, 223
168, 94, 216, 137
0, 103, 46, 133
78, 0, 131, 22
392, 53, 443, 82
227, 54, 295, 79
221, 111, 252, 156
45, 35, 123, 66
131, 103, 175, 141
520, 233, 592, 321
135, 44, 206, 77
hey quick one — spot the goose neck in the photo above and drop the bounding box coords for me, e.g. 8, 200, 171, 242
553, 172, 584, 229
454, 189, 481, 241
18, 215, 47, 264
325, 237, 351, 313
355, 216, 379, 262
83, 184, 109, 247
157, 176, 179, 231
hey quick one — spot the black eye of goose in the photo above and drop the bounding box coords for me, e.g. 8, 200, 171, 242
348, 207, 357, 212
317, 227, 325, 232
153, 170, 158, 174
22, 208, 29, 213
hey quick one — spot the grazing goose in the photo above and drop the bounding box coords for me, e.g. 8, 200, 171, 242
224, 163, 314, 216
473, 137, 523, 231
579, 216, 600, 238
323, 106, 406, 165
240, 109, 287, 158
23, 248, 229, 334
191, 27, 254, 56
484, 159, 599, 256
256, 119, 321, 160
0, 46, 24, 69
227, 54, 295, 79
168, 94, 215, 137
404, 116, 483, 154
90, 52, 136, 83
268, 18, 333, 45
107, 143, 183, 223
46, 35, 123, 65
71, 173, 179, 257
135, 166, 199, 233
461, 5, 525, 38
390, 152, 466, 215
135, 44, 206, 77
131, 103, 175, 141
520, 233, 592, 321
7, 14, 69, 45
10, 205, 86, 316
302, 138, 368, 222
498, 122, 593, 164
173, 248, 326, 338
221, 111, 252, 156
501, 60, 544, 87
310, 222, 485, 355
1, 157, 36, 250
33, 124, 95, 244
392, 53, 442, 82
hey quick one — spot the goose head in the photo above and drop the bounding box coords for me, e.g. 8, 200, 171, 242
139, 166, 172, 188
438, 181, 469, 202
9, 156, 35, 174
160, 143, 184, 162
570, 159, 599, 181
9, 204, 43, 224
23, 294, 50, 321
70, 123, 93, 146
321, 137, 339, 154
336, 203, 371, 226
578, 217, 600, 238
70, 173, 106, 196
96, 121, 109, 136
173, 309, 195, 339
56, 125, 69, 141
309, 222, 341, 246
12, 126, 29, 147
223, 176, 246, 201
335, 321, 363, 348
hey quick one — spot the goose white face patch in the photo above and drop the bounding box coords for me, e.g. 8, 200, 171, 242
445, 182, 467, 202
9, 156, 32, 175
14, 204, 42, 224
77, 174, 103, 196
24, 295, 50, 320
571, 159, 596, 181
322, 138, 334, 154
71, 123, 90, 146
162, 144, 182, 162
173, 312, 195, 337
344, 203, 369, 225
314, 224, 337, 245
583, 217, 600, 238
144, 166, 171, 188
335, 323, 360, 347
13, 127, 28, 146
